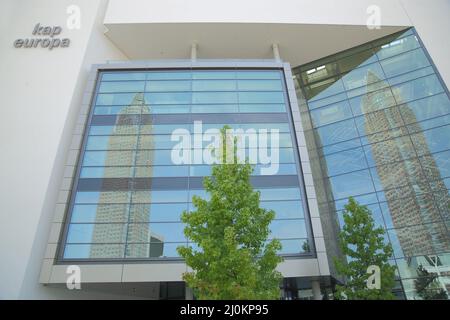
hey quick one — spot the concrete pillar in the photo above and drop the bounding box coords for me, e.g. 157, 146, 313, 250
272, 43, 281, 61
191, 43, 197, 61
311, 280, 322, 300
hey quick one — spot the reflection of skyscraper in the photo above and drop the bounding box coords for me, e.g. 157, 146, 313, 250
90, 93, 160, 258
362, 72, 450, 257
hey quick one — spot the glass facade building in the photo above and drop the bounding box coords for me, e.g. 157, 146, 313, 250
60, 69, 313, 261
293, 28, 450, 299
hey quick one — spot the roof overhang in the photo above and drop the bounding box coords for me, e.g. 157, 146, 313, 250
103, 23, 408, 67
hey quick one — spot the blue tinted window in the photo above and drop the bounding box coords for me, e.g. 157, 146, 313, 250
99, 81, 145, 93
238, 92, 284, 104
102, 72, 146, 81
62, 68, 312, 261
145, 92, 191, 104
146, 80, 191, 92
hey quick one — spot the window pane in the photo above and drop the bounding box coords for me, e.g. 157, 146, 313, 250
102, 72, 146, 81
316, 119, 359, 146
238, 92, 284, 104
337, 48, 377, 73
93, 106, 142, 115
64, 244, 125, 259
270, 219, 307, 239
412, 125, 450, 155
86, 136, 138, 150
301, 61, 339, 85
375, 34, 420, 61
71, 204, 129, 223
129, 203, 186, 222
239, 104, 286, 112
329, 170, 375, 199
322, 148, 367, 176
310, 100, 353, 126
258, 188, 301, 201
380, 48, 430, 78
66, 223, 127, 244
192, 80, 236, 91
99, 81, 145, 93
96, 93, 145, 105
260, 200, 305, 219
237, 80, 282, 91
192, 71, 235, 79
192, 92, 238, 104
278, 239, 311, 254
146, 80, 191, 92
392, 74, 444, 104
191, 104, 239, 113
145, 92, 191, 104
132, 190, 188, 203
135, 165, 189, 177
399, 93, 450, 124
236, 71, 281, 79
348, 87, 396, 116
304, 78, 345, 101
342, 62, 386, 91
146, 72, 191, 80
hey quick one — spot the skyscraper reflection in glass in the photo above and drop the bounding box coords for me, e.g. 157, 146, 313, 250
60, 69, 313, 261
293, 28, 450, 300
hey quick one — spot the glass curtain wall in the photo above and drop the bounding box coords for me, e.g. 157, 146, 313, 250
60, 69, 312, 261
293, 28, 450, 300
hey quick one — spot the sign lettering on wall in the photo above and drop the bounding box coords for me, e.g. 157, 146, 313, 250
14, 23, 70, 50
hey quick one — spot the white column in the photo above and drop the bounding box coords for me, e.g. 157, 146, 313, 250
311, 280, 322, 300
272, 43, 281, 61
191, 43, 198, 61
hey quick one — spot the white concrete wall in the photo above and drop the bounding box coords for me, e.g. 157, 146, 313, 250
0, 0, 127, 299
400, 0, 450, 90
104, 0, 410, 26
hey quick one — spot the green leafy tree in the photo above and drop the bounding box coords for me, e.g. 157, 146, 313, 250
177, 126, 283, 299
414, 265, 448, 300
334, 197, 396, 300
